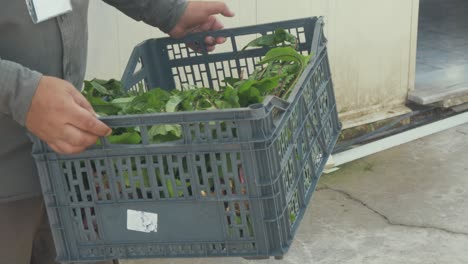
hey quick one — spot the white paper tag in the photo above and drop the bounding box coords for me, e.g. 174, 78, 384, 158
127, 209, 158, 233
25, 0, 73, 24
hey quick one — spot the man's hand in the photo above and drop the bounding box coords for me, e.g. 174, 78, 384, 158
169, 1, 235, 52
26, 76, 112, 154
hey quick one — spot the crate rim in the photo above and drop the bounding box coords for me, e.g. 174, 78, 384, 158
130, 16, 323, 51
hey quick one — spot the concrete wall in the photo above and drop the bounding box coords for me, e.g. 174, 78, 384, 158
86, 0, 420, 122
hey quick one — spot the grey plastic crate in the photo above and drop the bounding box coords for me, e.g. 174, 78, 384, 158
32, 17, 341, 263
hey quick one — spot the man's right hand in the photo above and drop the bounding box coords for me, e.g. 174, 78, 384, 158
26, 76, 112, 154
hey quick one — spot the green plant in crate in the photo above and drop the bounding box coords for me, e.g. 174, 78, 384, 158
119, 158, 191, 199
81, 29, 314, 200
241, 28, 298, 51
82, 28, 313, 131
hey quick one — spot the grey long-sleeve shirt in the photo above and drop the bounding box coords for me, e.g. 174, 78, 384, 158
0, 0, 187, 202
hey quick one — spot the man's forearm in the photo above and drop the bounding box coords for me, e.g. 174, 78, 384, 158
102, 0, 188, 33
0, 59, 42, 126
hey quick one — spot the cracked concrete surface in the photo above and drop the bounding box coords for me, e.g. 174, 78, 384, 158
319, 186, 468, 237
318, 123, 468, 236
122, 123, 468, 264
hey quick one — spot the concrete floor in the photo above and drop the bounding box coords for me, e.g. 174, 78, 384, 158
120, 123, 468, 264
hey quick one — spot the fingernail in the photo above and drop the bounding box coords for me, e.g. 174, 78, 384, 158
106, 129, 112, 136
208, 36, 215, 45
95, 113, 101, 118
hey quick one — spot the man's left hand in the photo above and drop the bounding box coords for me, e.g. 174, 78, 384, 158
169, 1, 235, 52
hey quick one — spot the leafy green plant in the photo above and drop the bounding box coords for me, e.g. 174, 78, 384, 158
83, 29, 312, 146
240, 28, 298, 51
83, 29, 313, 204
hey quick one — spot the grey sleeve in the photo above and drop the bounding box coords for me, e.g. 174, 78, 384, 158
103, 0, 188, 33
0, 58, 42, 126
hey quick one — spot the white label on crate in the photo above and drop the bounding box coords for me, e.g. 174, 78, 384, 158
127, 209, 158, 233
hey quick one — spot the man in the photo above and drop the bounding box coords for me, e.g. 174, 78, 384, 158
0, 1, 234, 263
